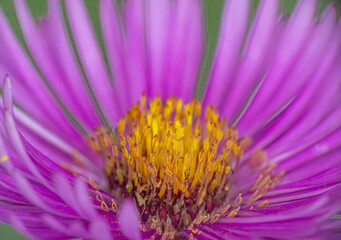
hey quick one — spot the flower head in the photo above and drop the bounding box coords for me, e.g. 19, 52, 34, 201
0, 0, 341, 239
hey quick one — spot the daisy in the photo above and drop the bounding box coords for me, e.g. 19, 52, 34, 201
0, 0, 340, 239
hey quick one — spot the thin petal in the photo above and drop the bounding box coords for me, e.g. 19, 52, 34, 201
204, 0, 249, 107
221, 0, 280, 120
238, 0, 317, 133
65, 0, 121, 122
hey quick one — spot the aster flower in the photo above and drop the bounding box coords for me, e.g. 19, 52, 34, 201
0, 0, 340, 239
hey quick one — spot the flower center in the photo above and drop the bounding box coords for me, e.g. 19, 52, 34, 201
89, 95, 246, 236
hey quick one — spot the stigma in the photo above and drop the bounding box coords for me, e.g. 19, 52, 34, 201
88, 95, 245, 236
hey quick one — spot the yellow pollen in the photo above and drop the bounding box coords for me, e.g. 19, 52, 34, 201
1, 155, 8, 162
257, 200, 269, 207
86, 94, 284, 236
101, 95, 242, 199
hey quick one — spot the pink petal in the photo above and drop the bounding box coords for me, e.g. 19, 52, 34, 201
119, 200, 141, 240
204, 0, 249, 107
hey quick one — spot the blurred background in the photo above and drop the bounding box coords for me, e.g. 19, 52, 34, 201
0, 0, 339, 239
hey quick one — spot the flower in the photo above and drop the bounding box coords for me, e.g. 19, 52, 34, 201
0, 0, 340, 239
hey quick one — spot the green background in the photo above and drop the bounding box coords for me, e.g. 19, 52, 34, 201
0, 0, 339, 239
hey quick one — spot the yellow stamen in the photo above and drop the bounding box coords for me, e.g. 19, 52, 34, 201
85, 95, 284, 236
257, 200, 269, 207
98, 96, 243, 201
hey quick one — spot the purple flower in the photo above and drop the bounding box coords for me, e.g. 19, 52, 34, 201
0, 0, 340, 239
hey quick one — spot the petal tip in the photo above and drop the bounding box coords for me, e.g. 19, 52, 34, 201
119, 199, 141, 240
3, 75, 13, 112
321, 3, 338, 23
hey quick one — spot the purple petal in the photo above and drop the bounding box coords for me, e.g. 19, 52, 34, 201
0, 9, 84, 146
119, 199, 141, 240
166, 0, 204, 101
122, 0, 148, 104
100, 0, 131, 112
204, 0, 249, 107
65, 0, 121, 122
90, 218, 112, 240
221, 0, 280, 120
238, 0, 317, 133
